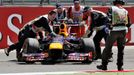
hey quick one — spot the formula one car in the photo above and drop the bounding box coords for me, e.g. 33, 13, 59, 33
19, 22, 95, 64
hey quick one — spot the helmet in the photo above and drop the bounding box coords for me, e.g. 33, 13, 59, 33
113, 0, 125, 5
73, 0, 80, 3
56, 3, 62, 9
83, 6, 92, 12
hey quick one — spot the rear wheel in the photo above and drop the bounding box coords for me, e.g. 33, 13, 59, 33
81, 38, 95, 63
21, 38, 40, 64
23, 38, 40, 53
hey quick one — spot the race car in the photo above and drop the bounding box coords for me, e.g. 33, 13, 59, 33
19, 22, 95, 64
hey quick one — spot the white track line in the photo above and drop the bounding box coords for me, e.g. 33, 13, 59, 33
0, 71, 79, 75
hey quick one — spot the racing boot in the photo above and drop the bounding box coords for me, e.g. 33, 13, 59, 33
108, 53, 113, 62
108, 57, 113, 62
97, 61, 108, 70
4, 48, 10, 56
16, 51, 23, 62
97, 65, 107, 70
94, 55, 101, 60
118, 66, 124, 71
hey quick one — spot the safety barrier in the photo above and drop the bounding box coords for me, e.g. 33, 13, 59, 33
0, 6, 133, 48
1, 0, 134, 6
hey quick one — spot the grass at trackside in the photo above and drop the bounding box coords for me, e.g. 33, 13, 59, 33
48, 72, 134, 75
74, 72, 134, 75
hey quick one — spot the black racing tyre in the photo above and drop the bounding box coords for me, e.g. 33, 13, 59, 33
23, 38, 40, 53
81, 38, 95, 53
25, 61, 35, 64
81, 38, 95, 63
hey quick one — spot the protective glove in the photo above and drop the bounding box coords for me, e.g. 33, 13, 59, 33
79, 21, 86, 26
68, 19, 73, 23
94, 25, 106, 31
126, 23, 131, 28
50, 32, 57, 37
63, 17, 68, 21
109, 24, 113, 30
82, 30, 91, 38
104, 27, 110, 34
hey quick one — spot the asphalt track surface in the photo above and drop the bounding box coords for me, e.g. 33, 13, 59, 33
0, 46, 134, 74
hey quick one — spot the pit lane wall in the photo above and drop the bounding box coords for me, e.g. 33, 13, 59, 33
0, 6, 134, 48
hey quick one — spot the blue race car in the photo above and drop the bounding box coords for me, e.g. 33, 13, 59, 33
20, 23, 95, 64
